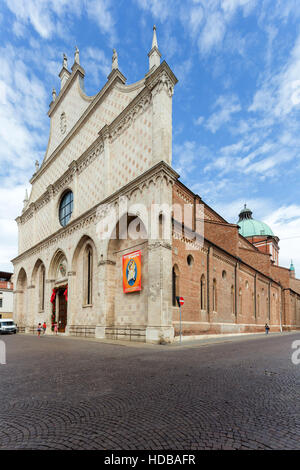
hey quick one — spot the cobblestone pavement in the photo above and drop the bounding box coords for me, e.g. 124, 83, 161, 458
0, 332, 299, 450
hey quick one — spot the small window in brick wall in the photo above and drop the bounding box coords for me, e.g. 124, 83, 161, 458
187, 255, 194, 267
222, 270, 227, 280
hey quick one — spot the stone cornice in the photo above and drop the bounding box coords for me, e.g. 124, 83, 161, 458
147, 46, 162, 59
145, 60, 178, 90
108, 87, 152, 143
106, 68, 126, 84
148, 241, 172, 251
213, 251, 237, 268
239, 265, 256, 278
98, 260, 116, 266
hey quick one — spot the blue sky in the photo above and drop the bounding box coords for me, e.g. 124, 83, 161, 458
0, 0, 300, 274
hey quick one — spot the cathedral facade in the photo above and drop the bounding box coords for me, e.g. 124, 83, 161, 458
12, 28, 300, 343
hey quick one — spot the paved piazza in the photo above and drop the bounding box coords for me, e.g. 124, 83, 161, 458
0, 332, 299, 450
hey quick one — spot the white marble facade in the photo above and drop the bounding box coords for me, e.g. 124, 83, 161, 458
12, 29, 178, 343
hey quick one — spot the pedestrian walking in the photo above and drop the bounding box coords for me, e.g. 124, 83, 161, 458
42, 322, 47, 335
37, 323, 42, 337
54, 322, 58, 335
265, 323, 270, 335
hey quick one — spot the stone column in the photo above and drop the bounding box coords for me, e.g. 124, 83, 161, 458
65, 271, 76, 334
95, 258, 112, 339
25, 284, 35, 333
146, 241, 174, 343
235, 261, 239, 324
45, 279, 54, 331
145, 172, 174, 343
150, 73, 173, 167
16, 217, 22, 254
102, 126, 111, 199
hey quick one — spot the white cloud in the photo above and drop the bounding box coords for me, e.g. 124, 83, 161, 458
220, 139, 250, 155
0, 43, 48, 270
0, 45, 48, 172
4, 0, 116, 44
135, 0, 174, 22
198, 11, 226, 54
0, 186, 27, 271
249, 33, 300, 118
86, 0, 117, 46
83, 47, 111, 85
221, 0, 257, 18
4, 0, 69, 38
173, 140, 199, 180
191, 178, 231, 202
173, 59, 193, 84
264, 205, 300, 274
206, 94, 241, 133
194, 115, 205, 125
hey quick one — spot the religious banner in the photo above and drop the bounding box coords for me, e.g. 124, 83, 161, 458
122, 250, 142, 293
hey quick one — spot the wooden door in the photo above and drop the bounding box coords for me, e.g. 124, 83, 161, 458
58, 288, 67, 333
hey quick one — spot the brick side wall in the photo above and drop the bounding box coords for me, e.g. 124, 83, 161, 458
239, 247, 271, 278
171, 185, 293, 337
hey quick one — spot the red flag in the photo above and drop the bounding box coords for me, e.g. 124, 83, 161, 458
50, 289, 56, 303
64, 286, 68, 302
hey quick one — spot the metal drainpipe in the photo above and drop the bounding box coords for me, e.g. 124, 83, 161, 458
279, 288, 283, 332
207, 246, 210, 316
235, 261, 238, 319
254, 273, 257, 319
268, 282, 271, 321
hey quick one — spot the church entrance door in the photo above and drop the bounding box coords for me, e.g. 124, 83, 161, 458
58, 287, 67, 333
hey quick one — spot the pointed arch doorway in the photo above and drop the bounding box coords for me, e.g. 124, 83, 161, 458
57, 286, 68, 333
49, 250, 69, 333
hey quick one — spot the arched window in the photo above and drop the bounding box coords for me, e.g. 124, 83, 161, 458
39, 264, 46, 311
187, 255, 194, 267
200, 274, 206, 310
231, 285, 235, 314
172, 265, 179, 306
213, 279, 217, 312
59, 191, 73, 227
84, 246, 93, 305
239, 288, 242, 315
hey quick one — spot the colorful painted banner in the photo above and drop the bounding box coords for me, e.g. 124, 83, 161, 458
122, 250, 142, 293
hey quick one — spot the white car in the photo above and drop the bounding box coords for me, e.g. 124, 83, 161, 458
0, 319, 17, 334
